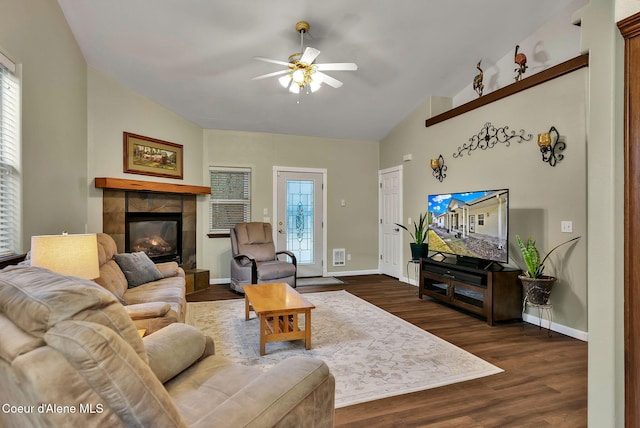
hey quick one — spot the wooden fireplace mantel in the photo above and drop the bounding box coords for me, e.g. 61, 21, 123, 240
95, 177, 210, 195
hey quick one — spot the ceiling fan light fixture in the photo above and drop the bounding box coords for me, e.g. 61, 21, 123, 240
252, 20, 357, 96
309, 79, 322, 93
291, 69, 306, 85
278, 74, 292, 88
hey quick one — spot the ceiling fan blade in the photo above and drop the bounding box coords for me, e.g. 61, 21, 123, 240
315, 71, 343, 88
254, 56, 292, 67
252, 69, 291, 80
315, 62, 358, 71
300, 47, 321, 64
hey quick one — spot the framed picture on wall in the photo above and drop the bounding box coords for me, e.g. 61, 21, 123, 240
123, 132, 183, 179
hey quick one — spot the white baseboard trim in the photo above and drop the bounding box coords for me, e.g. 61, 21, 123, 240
328, 269, 380, 277
399, 275, 419, 286
209, 270, 381, 285
522, 312, 588, 341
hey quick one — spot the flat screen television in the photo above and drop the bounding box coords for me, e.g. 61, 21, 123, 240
427, 188, 509, 264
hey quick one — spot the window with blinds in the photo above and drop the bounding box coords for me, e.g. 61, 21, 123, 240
209, 167, 251, 234
0, 54, 20, 256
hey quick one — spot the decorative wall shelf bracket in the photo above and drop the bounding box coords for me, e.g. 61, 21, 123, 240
453, 122, 532, 159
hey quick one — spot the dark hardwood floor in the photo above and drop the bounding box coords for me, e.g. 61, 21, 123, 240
187, 275, 587, 427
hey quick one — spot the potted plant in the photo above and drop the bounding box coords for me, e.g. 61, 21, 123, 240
396, 212, 428, 261
515, 235, 580, 305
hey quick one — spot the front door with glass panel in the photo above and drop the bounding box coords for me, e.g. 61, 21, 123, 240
276, 170, 324, 277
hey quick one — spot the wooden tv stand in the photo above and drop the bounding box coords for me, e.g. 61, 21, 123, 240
419, 257, 522, 325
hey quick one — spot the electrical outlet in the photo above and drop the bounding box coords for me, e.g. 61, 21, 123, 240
561, 221, 573, 233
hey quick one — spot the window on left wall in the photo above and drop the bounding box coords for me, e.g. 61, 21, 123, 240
0, 52, 20, 256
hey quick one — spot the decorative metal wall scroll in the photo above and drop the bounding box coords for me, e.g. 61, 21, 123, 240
537, 126, 565, 167
430, 154, 447, 182
453, 122, 532, 159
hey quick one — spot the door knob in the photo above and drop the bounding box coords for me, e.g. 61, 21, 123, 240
394, 228, 400, 232
278, 229, 283, 233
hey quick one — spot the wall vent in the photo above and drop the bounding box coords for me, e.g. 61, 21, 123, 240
332, 248, 346, 266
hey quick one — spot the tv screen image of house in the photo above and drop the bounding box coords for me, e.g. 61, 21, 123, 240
427, 189, 509, 263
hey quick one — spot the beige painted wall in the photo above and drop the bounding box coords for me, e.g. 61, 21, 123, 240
0, 0, 87, 249
202, 129, 379, 280
0, 0, 627, 423
382, 69, 588, 333
86, 68, 206, 261
616, 0, 640, 20
382, 0, 625, 423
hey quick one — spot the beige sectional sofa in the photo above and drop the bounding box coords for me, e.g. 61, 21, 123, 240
0, 265, 335, 427
94, 232, 186, 334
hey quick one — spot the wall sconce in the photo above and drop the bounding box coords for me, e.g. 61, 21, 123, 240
430, 154, 447, 182
537, 126, 565, 167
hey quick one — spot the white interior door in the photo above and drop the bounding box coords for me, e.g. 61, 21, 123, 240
275, 169, 324, 277
379, 166, 402, 278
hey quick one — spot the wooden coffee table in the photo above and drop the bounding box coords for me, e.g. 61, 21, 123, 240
244, 282, 315, 356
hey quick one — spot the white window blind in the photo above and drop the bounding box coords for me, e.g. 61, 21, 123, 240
209, 166, 251, 234
0, 58, 20, 256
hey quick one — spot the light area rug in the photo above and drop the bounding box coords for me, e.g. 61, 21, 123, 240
185, 290, 503, 408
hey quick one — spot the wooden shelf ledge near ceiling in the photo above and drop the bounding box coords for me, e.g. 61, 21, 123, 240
425, 54, 589, 127
94, 177, 210, 195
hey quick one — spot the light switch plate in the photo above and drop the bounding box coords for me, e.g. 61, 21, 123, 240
561, 221, 573, 233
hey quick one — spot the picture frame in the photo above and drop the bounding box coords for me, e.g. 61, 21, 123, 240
123, 132, 183, 179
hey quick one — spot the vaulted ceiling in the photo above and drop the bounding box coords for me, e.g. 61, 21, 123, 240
57, 0, 575, 141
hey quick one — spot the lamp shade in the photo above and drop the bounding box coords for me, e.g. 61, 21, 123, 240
30, 233, 100, 279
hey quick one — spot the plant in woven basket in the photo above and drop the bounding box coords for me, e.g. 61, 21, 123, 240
516, 235, 580, 278
515, 235, 580, 305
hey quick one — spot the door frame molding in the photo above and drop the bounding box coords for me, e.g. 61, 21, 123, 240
378, 165, 403, 279
273, 166, 328, 276
619, 13, 640, 427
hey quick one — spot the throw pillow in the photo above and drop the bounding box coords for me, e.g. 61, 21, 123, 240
113, 252, 163, 288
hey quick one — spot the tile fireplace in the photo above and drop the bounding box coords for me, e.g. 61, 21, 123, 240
102, 189, 196, 269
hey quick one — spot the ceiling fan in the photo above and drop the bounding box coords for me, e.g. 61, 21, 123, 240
252, 21, 358, 95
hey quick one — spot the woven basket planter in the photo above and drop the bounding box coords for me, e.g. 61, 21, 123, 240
519, 275, 557, 305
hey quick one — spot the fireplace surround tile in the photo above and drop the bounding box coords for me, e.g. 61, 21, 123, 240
102, 190, 197, 270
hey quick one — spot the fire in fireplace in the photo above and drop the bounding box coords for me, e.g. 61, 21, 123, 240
125, 212, 182, 264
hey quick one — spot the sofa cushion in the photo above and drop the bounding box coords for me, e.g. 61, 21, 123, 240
123, 276, 186, 322
45, 320, 187, 427
95, 259, 129, 298
144, 323, 207, 383
0, 266, 147, 362
0, 313, 44, 363
165, 354, 261, 424
114, 252, 164, 288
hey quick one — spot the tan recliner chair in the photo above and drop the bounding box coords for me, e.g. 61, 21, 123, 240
0, 266, 335, 427
230, 222, 297, 293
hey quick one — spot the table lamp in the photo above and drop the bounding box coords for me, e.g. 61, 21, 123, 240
30, 233, 100, 279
